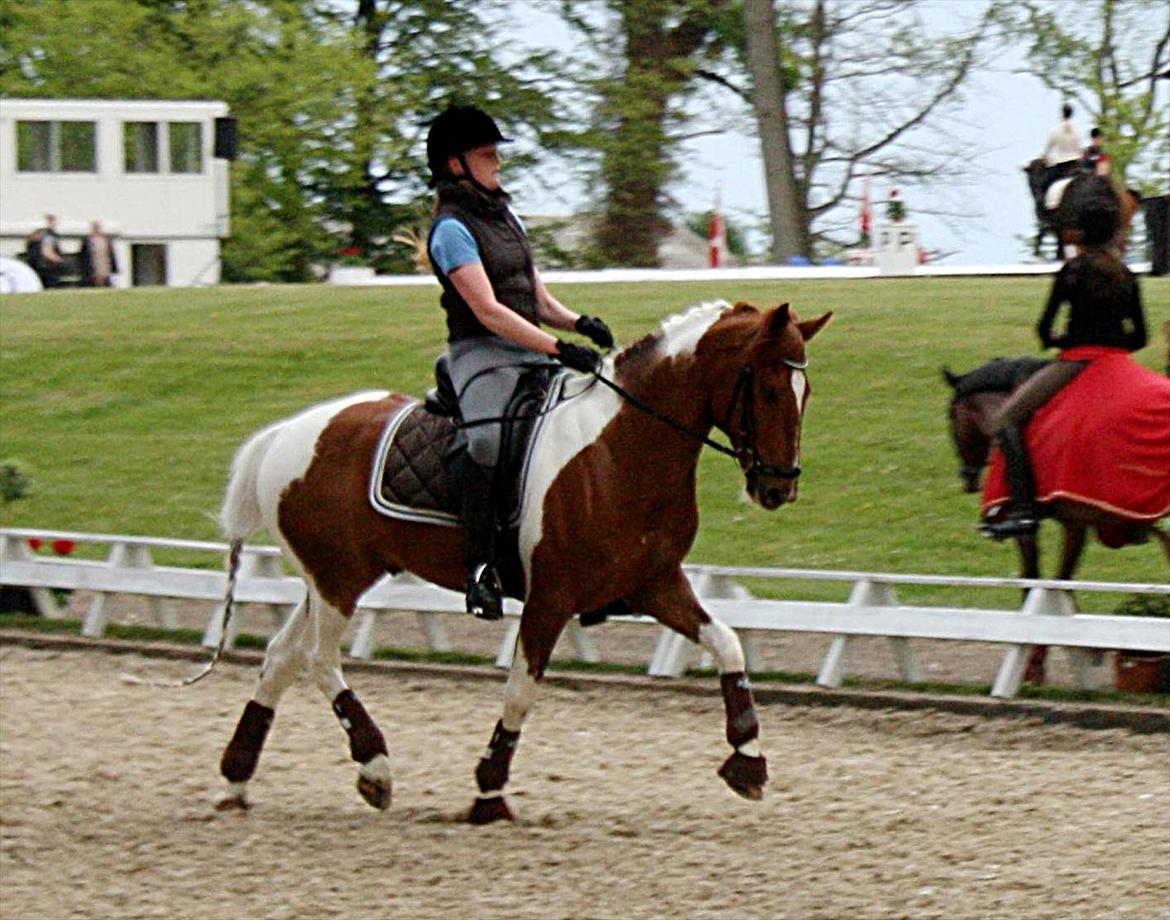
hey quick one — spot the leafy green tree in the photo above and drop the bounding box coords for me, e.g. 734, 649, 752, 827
997, 0, 1170, 194
563, 0, 734, 267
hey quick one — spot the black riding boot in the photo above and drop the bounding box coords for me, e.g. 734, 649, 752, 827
452, 452, 503, 620
982, 425, 1039, 537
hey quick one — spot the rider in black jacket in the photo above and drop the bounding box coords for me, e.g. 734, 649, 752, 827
984, 176, 1147, 537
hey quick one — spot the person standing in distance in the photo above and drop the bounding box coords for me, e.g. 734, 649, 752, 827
425, 104, 613, 620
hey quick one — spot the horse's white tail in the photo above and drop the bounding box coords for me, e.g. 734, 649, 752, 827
220, 419, 286, 541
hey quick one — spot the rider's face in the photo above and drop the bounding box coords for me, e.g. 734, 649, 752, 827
451, 144, 501, 191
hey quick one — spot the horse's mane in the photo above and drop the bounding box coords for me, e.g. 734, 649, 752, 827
614, 300, 734, 377
952, 356, 1051, 399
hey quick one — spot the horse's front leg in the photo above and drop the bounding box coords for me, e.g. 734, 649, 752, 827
469, 609, 565, 824
305, 590, 392, 810
631, 569, 768, 801
1015, 532, 1049, 684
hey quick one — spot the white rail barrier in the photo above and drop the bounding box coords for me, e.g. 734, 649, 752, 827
2, 528, 1167, 699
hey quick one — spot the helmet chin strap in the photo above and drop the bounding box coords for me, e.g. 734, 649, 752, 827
456, 153, 505, 198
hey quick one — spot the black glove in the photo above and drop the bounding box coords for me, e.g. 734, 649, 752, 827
555, 340, 601, 374
575, 315, 614, 350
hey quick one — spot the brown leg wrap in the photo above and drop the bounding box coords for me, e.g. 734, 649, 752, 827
475, 720, 520, 794
332, 689, 388, 764
220, 700, 275, 783
720, 671, 760, 748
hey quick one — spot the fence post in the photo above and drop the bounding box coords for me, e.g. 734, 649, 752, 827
82, 542, 176, 637
816, 578, 914, 687
0, 533, 62, 618
991, 587, 1078, 698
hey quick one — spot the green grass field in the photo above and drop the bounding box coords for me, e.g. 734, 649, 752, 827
1, 276, 1167, 610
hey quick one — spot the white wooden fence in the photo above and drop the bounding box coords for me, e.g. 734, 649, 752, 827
2, 527, 1167, 699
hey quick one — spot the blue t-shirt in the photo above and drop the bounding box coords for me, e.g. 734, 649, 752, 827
430, 211, 528, 274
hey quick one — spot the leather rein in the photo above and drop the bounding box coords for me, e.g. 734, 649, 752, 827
590, 357, 807, 481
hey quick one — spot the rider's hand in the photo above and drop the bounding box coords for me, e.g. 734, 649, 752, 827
574, 315, 614, 350
555, 340, 601, 374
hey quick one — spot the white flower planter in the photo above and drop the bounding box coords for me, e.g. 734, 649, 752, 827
328, 265, 377, 285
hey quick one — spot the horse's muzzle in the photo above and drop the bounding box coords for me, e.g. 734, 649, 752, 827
747, 469, 799, 510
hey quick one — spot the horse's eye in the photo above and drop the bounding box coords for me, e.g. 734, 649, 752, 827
761, 387, 781, 405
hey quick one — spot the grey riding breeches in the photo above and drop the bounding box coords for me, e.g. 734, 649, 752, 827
448, 336, 549, 468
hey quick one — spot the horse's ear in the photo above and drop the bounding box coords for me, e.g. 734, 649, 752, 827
762, 303, 791, 336
942, 367, 961, 389
733, 300, 758, 314
796, 311, 832, 342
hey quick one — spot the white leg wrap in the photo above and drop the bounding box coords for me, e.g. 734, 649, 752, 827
698, 621, 746, 674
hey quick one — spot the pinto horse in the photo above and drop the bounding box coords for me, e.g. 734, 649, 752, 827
943, 358, 1170, 681
1024, 159, 1141, 259
213, 299, 831, 822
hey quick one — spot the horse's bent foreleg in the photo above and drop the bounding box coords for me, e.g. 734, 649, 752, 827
633, 570, 768, 800
469, 612, 563, 824
217, 596, 310, 810
305, 591, 392, 810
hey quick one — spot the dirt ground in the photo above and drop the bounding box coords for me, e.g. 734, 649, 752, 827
1, 645, 1168, 920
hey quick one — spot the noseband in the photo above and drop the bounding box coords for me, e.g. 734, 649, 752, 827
592, 357, 807, 481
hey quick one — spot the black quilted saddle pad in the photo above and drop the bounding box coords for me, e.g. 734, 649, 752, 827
373, 403, 460, 525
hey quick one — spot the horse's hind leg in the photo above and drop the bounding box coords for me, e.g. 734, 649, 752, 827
632, 569, 767, 801
218, 595, 310, 810
303, 589, 392, 810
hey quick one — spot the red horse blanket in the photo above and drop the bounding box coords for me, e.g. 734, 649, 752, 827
982, 348, 1170, 543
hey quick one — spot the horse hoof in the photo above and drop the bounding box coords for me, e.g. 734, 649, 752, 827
468, 794, 514, 824
718, 752, 768, 801
214, 793, 251, 812
357, 774, 392, 810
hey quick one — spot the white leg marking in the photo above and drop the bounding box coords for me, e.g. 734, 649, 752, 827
253, 597, 309, 709
306, 593, 351, 701
502, 641, 538, 732
359, 753, 392, 785
737, 740, 762, 757
698, 620, 746, 674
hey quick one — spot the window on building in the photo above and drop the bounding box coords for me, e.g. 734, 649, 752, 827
168, 122, 203, 173
16, 120, 97, 172
124, 121, 159, 173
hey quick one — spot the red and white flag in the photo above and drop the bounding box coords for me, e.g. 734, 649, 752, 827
708, 192, 727, 268
860, 175, 872, 243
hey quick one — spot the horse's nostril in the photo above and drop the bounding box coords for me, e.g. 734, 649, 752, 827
765, 487, 784, 507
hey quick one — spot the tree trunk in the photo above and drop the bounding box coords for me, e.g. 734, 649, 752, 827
743, 0, 806, 261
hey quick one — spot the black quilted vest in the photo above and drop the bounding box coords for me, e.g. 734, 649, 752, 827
427, 182, 540, 343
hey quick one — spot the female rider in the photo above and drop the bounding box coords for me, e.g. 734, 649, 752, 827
425, 104, 613, 619
984, 176, 1147, 537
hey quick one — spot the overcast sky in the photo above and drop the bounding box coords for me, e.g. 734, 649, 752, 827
496, 1, 1111, 266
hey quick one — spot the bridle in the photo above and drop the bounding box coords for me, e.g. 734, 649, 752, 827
591, 356, 807, 482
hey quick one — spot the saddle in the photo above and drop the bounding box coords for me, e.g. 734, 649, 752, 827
371, 354, 559, 527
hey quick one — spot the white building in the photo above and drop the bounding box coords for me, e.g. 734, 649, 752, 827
0, 98, 232, 287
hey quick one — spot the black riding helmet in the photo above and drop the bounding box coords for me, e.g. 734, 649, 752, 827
426, 105, 512, 189
1075, 176, 1121, 246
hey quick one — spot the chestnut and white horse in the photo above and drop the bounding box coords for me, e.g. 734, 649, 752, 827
214, 299, 831, 822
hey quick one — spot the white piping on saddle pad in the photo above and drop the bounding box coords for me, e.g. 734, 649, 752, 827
367, 373, 570, 529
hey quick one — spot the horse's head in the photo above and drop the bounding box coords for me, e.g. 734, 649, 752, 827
942, 367, 994, 494
701, 301, 832, 510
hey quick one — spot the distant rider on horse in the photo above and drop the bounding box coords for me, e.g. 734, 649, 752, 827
1040, 102, 1083, 197
983, 176, 1148, 538
425, 104, 613, 619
